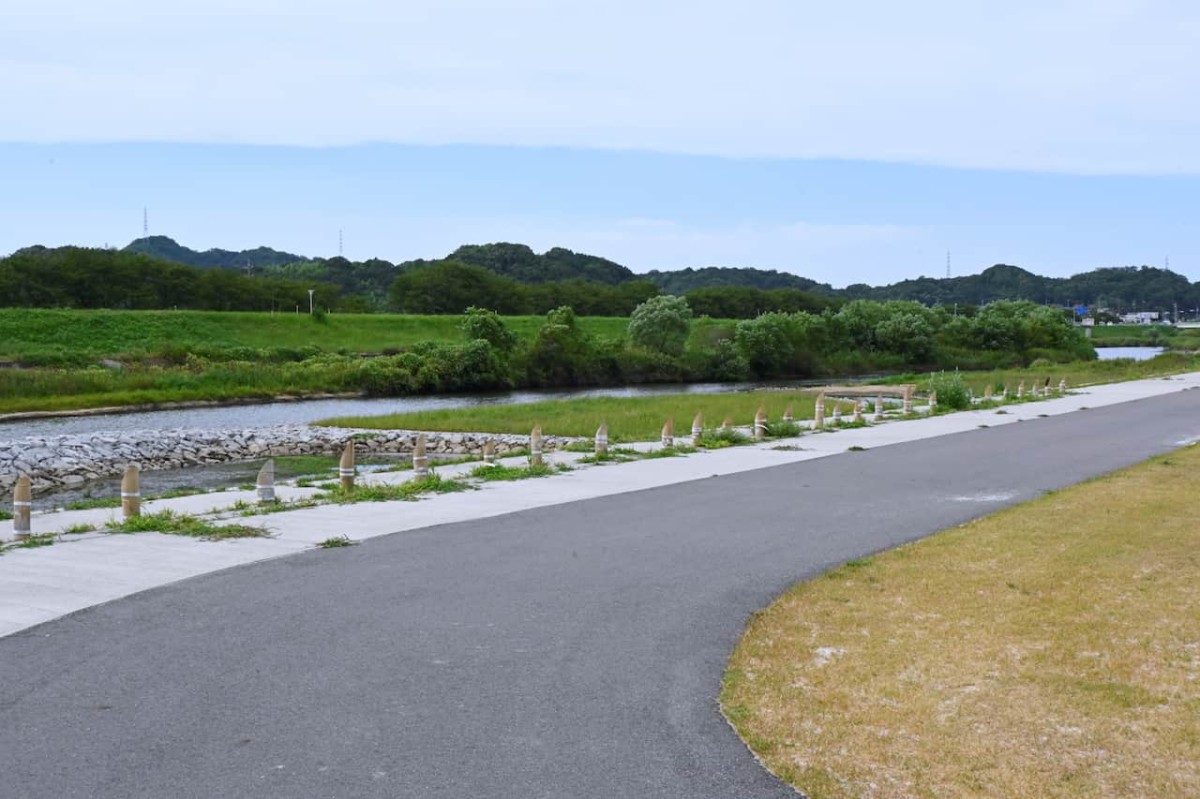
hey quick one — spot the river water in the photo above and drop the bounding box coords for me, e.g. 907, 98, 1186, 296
0, 380, 826, 442
1094, 346, 1165, 361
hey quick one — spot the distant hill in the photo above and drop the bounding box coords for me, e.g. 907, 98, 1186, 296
107, 236, 1200, 313
846, 264, 1197, 310
642, 266, 835, 295
124, 236, 308, 270
438, 243, 636, 285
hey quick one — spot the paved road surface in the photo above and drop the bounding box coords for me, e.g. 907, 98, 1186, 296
2, 392, 1197, 798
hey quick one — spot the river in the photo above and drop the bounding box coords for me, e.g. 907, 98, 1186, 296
0, 380, 826, 442
1094, 346, 1165, 361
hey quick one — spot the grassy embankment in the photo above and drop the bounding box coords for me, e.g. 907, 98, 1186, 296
323, 352, 1200, 439
721, 446, 1200, 798
322, 390, 822, 442
1089, 323, 1200, 349
0, 309, 637, 415
0, 308, 631, 363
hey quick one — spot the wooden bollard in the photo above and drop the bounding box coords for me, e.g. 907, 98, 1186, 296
483, 438, 497, 465
413, 434, 429, 479
853, 399, 864, 423
1031, 382, 1040, 398
691, 412, 703, 445
814, 392, 825, 429
661, 418, 674, 448
721, 415, 733, 431
753, 406, 768, 440
339, 441, 355, 492
984, 384, 994, 400
929, 390, 938, 410
902, 386, 913, 415
832, 402, 842, 424
1058, 378, 1067, 394
595, 424, 608, 455
874, 394, 884, 421
256, 458, 276, 504
782, 404, 794, 423
530, 426, 543, 466
12, 475, 32, 542
120, 464, 141, 519
1017, 380, 1025, 399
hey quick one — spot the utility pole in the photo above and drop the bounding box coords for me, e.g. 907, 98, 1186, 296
339, 229, 344, 258
308, 289, 315, 315
946, 250, 951, 280
143, 207, 148, 237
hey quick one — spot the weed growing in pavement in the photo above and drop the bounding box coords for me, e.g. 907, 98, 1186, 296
104, 510, 268, 540
469, 463, 560, 481
318, 473, 472, 504
61, 523, 97, 535
317, 535, 355, 548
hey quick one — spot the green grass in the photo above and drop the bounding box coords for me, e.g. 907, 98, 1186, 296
317, 473, 472, 503
319, 390, 820, 442
63, 496, 122, 511
887, 352, 1200, 398
1089, 324, 1200, 349
317, 535, 355, 548
104, 510, 268, 539
0, 308, 633, 363
468, 463, 561, 481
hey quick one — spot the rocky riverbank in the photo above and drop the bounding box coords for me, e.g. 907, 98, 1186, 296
0, 426, 575, 493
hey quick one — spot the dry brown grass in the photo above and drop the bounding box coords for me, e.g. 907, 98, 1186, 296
723, 446, 1200, 799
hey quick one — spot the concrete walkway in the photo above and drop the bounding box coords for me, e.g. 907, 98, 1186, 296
3, 372, 1199, 639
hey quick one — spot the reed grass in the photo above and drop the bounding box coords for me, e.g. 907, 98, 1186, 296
319, 390, 820, 442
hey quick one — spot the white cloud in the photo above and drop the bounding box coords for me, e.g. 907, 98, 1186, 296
2, 1, 1198, 173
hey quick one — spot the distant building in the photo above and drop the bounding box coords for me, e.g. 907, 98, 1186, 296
1119, 311, 1160, 324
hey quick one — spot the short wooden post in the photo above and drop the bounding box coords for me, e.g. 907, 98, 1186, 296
483, 438, 497, 465
902, 386, 913, 415
339, 441, 355, 492
853, 398, 864, 423
782, 404, 794, 423
753, 406, 768, 440
1058, 378, 1067, 394
12, 475, 32, 542
594, 424, 608, 455
814, 392, 825, 429
832, 402, 842, 424
661, 418, 674, 449
984, 384, 994, 400
721, 415, 733, 432
691, 412, 703, 445
929, 390, 938, 411
1031, 382, 1040, 398
1017, 380, 1025, 399
530, 426, 543, 467
413, 434, 429, 479
120, 464, 141, 520
256, 459, 276, 504
874, 394, 884, 421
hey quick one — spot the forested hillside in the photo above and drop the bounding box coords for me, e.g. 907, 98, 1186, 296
4, 236, 1197, 316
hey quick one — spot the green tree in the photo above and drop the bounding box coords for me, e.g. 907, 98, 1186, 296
461, 306, 519, 353
628, 295, 693, 357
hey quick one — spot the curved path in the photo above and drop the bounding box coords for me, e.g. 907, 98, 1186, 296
2, 391, 1198, 798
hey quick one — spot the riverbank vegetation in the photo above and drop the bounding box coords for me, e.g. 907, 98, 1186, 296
721, 445, 1200, 798
0, 298, 1099, 415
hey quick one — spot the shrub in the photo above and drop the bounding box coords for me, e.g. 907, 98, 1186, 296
928, 370, 972, 410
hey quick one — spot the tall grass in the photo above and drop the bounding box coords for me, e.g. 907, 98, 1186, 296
319, 390, 820, 442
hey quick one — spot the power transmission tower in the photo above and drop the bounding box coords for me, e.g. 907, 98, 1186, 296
143, 207, 148, 237
339, 229, 344, 258
946, 251, 951, 279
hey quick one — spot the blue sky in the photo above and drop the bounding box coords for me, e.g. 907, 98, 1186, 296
2, 1, 1198, 286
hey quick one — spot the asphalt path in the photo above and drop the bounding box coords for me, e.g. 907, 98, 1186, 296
2, 391, 1198, 798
